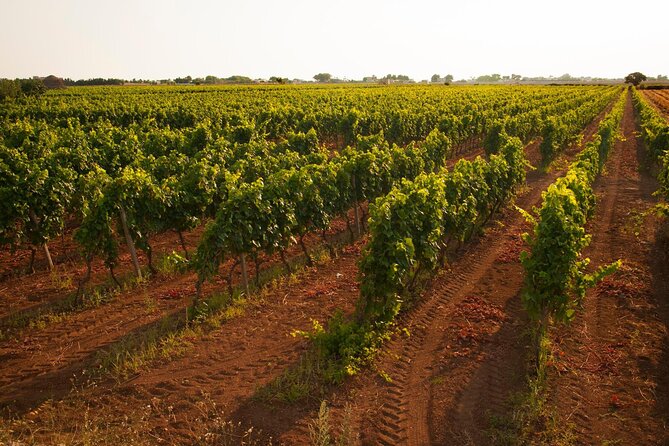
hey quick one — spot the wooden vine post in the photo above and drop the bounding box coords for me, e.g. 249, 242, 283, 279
352, 174, 361, 237
28, 209, 54, 271
240, 253, 250, 296
119, 205, 142, 279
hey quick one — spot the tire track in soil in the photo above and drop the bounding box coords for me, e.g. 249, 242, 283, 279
368, 167, 553, 446
548, 91, 669, 445
345, 101, 618, 446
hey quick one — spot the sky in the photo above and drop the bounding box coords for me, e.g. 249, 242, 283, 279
1, 0, 667, 81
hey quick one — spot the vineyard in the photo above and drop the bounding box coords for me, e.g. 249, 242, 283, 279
0, 84, 668, 445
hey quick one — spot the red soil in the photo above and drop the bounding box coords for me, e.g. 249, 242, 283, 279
3, 93, 667, 445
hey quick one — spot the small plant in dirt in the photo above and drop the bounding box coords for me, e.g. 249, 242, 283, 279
50, 270, 74, 290
293, 311, 391, 384
157, 250, 190, 275
201, 420, 271, 446
257, 314, 390, 404
310, 401, 333, 446
80, 285, 120, 308
487, 362, 578, 446
309, 401, 357, 446
143, 294, 158, 313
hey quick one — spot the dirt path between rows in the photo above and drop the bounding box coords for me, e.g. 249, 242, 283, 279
546, 91, 669, 444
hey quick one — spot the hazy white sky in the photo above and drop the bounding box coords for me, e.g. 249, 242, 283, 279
1, 0, 666, 81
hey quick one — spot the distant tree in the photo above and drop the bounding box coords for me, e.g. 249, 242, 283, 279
444, 74, 454, 83
476, 73, 501, 83
270, 76, 287, 84
658, 74, 668, 81
19, 78, 46, 97
174, 76, 192, 84
224, 75, 253, 84
431, 74, 441, 83
64, 78, 124, 86
511, 74, 522, 81
625, 72, 647, 86
313, 73, 332, 83
204, 75, 220, 84
381, 74, 413, 83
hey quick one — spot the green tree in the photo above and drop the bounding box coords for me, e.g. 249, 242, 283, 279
19, 78, 46, 97
381, 74, 412, 82
313, 73, 332, 82
625, 72, 647, 86
476, 74, 501, 82
431, 74, 441, 83
224, 75, 253, 84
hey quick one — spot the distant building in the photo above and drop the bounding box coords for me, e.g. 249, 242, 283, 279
43, 75, 66, 89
